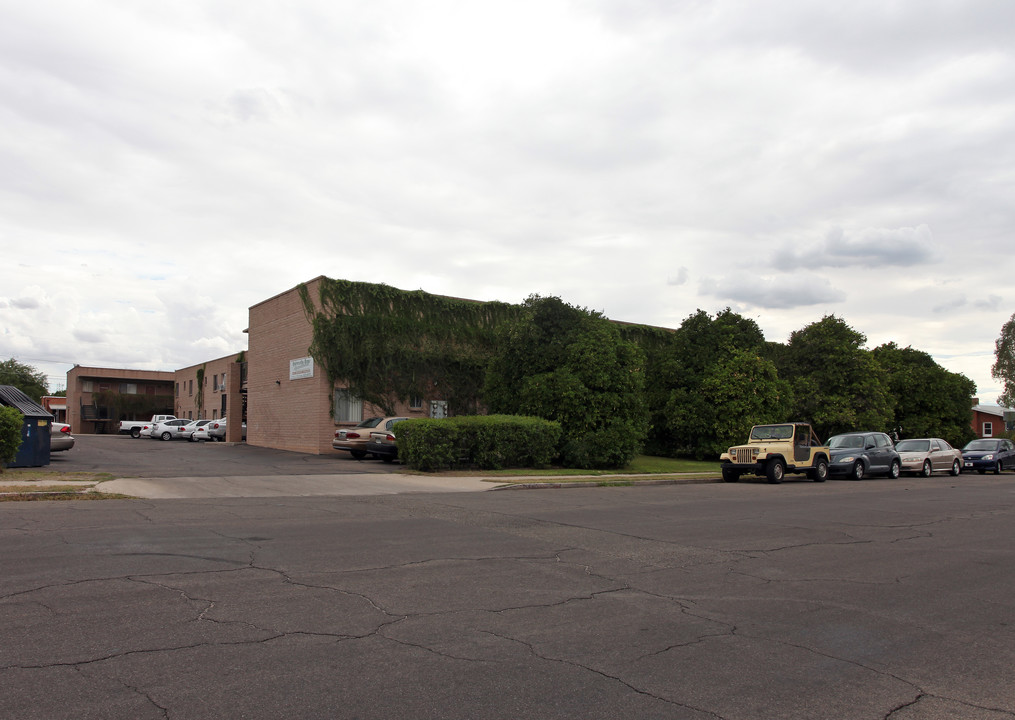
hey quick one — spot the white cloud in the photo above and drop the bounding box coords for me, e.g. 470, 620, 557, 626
0, 0, 1012, 398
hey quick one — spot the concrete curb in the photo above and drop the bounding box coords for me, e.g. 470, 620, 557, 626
491, 475, 722, 490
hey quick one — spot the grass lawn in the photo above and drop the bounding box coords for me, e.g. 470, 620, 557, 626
0, 469, 123, 501
436, 455, 721, 479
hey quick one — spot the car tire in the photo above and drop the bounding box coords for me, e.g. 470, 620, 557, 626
889, 459, 901, 479
950, 459, 961, 476
921, 460, 932, 478
350, 450, 367, 460
161, 432, 172, 441
994, 461, 1002, 475
851, 461, 865, 481
809, 458, 828, 482
721, 466, 740, 483
381, 456, 395, 464
766, 459, 784, 484
977, 469, 986, 474
131, 428, 141, 438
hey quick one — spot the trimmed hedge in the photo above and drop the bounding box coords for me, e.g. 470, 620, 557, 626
396, 415, 561, 472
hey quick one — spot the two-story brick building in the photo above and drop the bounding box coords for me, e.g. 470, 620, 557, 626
66, 366, 175, 434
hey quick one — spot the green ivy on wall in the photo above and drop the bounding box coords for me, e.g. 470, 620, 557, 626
195, 365, 206, 414
300, 278, 524, 416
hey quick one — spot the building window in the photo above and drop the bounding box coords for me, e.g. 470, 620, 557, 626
81, 380, 94, 393
334, 389, 363, 423
119, 383, 137, 394
175, 382, 179, 397
409, 394, 423, 410
189, 380, 193, 396
213, 374, 219, 391
983, 421, 993, 437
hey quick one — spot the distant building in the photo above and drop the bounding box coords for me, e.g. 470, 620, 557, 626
970, 399, 1015, 439
66, 366, 175, 434
40, 395, 67, 424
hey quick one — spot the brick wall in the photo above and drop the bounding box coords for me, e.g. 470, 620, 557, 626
174, 353, 244, 422
247, 277, 427, 455
66, 366, 175, 434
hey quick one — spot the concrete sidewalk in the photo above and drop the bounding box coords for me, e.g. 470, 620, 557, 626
97, 472, 505, 498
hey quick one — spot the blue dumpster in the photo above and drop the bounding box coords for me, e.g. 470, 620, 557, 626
0, 385, 53, 468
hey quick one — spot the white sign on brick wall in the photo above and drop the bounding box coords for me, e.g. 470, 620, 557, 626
289, 357, 314, 380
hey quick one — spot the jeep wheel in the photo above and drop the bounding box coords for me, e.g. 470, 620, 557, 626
850, 461, 865, 481
950, 459, 961, 476
920, 460, 932, 478
766, 459, 784, 484
809, 458, 828, 482
888, 459, 901, 479
131, 428, 141, 438
721, 466, 740, 483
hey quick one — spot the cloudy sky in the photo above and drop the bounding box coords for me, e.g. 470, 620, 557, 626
2, 1, 1013, 402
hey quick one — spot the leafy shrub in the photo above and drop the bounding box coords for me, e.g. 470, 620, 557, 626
0, 406, 24, 470
396, 415, 561, 472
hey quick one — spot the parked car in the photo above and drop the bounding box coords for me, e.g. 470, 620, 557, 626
119, 415, 177, 438
333, 416, 405, 459
961, 438, 1015, 474
827, 432, 902, 480
185, 419, 212, 442
207, 418, 246, 442
50, 422, 74, 452
895, 438, 962, 476
191, 421, 214, 442
719, 422, 830, 483
151, 418, 194, 441
364, 418, 411, 463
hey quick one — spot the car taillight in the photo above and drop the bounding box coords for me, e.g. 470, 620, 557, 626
347, 432, 361, 439
60, 426, 71, 434
384, 434, 396, 441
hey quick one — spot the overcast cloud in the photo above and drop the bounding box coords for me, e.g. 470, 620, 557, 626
1, 0, 1012, 402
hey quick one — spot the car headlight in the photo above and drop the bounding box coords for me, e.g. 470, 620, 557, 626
837, 455, 856, 463
982, 454, 994, 460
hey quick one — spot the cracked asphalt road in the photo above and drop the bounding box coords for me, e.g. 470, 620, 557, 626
2, 475, 1014, 719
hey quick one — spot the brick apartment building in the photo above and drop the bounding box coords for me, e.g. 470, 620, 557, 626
245, 276, 428, 455
174, 353, 246, 423
66, 366, 175, 434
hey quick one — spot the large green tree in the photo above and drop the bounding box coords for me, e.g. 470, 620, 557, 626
0, 358, 48, 402
484, 296, 647, 469
872, 343, 976, 447
644, 308, 781, 458
992, 313, 1015, 408
775, 315, 894, 440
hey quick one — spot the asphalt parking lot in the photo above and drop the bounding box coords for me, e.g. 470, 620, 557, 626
54, 433, 395, 477
52, 434, 497, 498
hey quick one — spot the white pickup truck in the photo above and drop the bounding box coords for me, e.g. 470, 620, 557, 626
118, 415, 177, 438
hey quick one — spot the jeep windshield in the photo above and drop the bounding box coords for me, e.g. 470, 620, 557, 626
749, 425, 793, 441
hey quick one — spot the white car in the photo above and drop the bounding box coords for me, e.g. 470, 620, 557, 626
151, 418, 194, 441
186, 419, 213, 442
207, 419, 246, 442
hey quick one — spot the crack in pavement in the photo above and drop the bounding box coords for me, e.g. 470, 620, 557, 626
480, 630, 727, 719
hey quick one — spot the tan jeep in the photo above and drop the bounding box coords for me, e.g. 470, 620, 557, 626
719, 423, 830, 484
